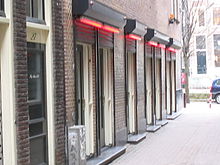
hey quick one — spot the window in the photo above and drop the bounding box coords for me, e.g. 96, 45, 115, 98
27, 43, 47, 165
213, 7, 220, 25
196, 35, 206, 49
196, 35, 207, 74
197, 51, 207, 74
215, 80, 220, 86
214, 34, 220, 67
171, 0, 179, 21
26, 0, 45, 22
198, 9, 205, 26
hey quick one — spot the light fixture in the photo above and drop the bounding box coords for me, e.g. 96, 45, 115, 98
102, 25, 120, 33
167, 47, 177, 53
79, 17, 103, 28
158, 44, 166, 49
127, 34, 142, 40
147, 41, 158, 47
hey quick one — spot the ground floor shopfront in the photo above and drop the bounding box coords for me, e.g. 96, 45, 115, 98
66, 1, 183, 164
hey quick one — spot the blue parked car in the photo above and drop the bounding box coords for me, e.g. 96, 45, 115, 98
210, 78, 220, 104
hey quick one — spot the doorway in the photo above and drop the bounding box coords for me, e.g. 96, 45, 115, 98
171, 60, 176, 113
146, 57, 153, 125
76, 43, 94, 156
127, 53, 137, 134
155, 58, 162, 120
99, 48, 114, 149
166, 61, 171, 115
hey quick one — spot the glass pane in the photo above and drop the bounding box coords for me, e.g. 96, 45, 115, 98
28, 52, 43, 102
198, 10, 204, 26
29, 104, 43, 120
214, 34, 220, 50
30, 136, 46, 165
196, 36, 206, 49
32, 0, 44, 20
29, 122, 43, 137
26, 0, 31, 17
0, 0, 3, 11
197, 51, 206, 74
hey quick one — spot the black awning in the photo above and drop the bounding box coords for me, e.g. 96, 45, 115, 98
144, 28, 170, 45
167, 38, 182, 49
124, 19, 147, 36
73, 0, 126, 28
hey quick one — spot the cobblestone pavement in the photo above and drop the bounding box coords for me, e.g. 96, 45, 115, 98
110, 102, 220, 165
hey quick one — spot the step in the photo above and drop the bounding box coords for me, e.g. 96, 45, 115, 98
156, 120, 168, 126
127, 132, 147, 144
87, 146, 126, 165
167, 112, 182, 120
146, 125, 161, 132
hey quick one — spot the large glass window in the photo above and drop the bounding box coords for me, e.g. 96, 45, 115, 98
214, 34, 220, 67
26, 0, 44, 21
27, 43, 47, 165
213, 7, 220, 25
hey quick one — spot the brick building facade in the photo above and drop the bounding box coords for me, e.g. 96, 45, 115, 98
0, 0, 183, 165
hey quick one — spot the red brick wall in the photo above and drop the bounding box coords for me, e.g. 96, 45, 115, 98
13, 0, 30, 164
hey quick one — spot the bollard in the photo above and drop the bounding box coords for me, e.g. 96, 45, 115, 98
209, 93, 212, 109
68, 125, 86, 165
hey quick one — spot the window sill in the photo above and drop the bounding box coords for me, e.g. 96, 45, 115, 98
0, 16, 9, 24
27, 21, 49, 31
26, 17, 46, 24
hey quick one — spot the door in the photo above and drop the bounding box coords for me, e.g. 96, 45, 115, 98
146, 57, 153, 125
76, 43, 94, 156
99, 48, 114, 148
171, 60, 176, 112
127, 53, 136, 134
155, 59, 162, 120
166, 61, 171, 115
27, 43, 47, 165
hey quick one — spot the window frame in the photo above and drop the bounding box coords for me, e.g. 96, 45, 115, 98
26, 0, 46, 24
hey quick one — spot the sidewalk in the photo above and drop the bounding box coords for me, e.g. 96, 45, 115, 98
110, 102, 220, 165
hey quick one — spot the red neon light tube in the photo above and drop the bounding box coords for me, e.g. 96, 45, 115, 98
158, 44, 166, 49
127, 34, 142, 40
79, 18, 103, 28
167, 47, 177, 53
147, 41, 158, 47
102, 25, 120, 33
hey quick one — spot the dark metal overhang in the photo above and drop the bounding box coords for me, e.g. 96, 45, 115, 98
167, 38, 182, 49
144, 28, 170, 45
124, 19, 147, 36
73, 0, 126, 28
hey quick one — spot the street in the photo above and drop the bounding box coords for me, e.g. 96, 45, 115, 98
111, 102, 220, 165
